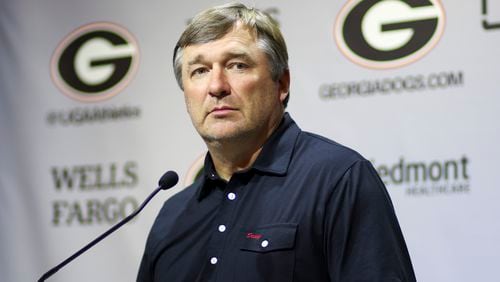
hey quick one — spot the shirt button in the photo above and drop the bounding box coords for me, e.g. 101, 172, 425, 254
210, 257, 218, 265
218, 225, 226, 232
261, 240, 269, 248
227, 192, 236, 201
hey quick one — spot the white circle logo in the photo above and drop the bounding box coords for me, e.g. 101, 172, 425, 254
51, 22, 140, 102
335, 0, 445, 69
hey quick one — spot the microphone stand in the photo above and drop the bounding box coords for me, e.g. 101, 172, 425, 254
38, 171, 177, 282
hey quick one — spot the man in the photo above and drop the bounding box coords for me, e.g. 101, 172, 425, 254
138, 3, 416, 281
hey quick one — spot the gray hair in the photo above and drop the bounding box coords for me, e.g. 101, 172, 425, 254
173, 2, 290, 106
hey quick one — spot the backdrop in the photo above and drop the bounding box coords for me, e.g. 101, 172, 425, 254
1, 0, 499, 281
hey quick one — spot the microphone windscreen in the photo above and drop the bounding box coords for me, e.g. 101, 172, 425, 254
158, 171, 179, 190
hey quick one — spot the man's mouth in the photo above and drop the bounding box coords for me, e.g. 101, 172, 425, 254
210, 106, 236, 115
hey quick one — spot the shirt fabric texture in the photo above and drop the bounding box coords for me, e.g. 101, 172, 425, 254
137, 113, 416, 282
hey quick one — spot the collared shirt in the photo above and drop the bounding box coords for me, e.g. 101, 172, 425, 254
137, 113, 416, 282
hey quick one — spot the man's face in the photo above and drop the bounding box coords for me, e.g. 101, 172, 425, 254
181, 25, 289, 145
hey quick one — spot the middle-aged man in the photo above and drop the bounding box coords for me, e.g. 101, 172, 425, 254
138, 3, 416, 282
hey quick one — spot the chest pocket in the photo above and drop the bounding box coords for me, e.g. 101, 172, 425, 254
235, 223, 297, 282
240, 223, 297, 252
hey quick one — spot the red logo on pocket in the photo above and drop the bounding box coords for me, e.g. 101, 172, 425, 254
246, 233, 262, 240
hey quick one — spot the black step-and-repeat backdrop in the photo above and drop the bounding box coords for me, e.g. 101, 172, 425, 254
1, 0, 499, 281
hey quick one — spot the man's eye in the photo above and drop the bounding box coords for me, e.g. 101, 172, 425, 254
192, 68, 208, 77
228, 62, 248, 70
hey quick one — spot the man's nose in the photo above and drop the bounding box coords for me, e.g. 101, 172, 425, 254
208, 67, 230, 97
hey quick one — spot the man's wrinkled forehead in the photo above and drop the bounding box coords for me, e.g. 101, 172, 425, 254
182, 26, 259, 62
182, 21, 256, 47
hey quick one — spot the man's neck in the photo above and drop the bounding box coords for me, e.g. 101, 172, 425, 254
205, 114, 283, 181
208, 144, 264, 181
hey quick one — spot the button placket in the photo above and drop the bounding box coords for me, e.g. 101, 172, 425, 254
217, 191, 236, 236
204, 183, 242, 276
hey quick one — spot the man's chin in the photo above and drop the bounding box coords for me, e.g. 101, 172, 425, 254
200, 129, 249, 144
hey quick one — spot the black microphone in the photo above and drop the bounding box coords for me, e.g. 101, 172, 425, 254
38, 170, 179, 282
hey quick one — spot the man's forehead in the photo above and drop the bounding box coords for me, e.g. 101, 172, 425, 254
184, 26, 258, 56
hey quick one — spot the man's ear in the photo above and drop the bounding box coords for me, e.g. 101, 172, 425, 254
278, 69, 290, 103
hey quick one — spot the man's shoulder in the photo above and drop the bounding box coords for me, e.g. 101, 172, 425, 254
296, 130, 365, 165
156, 179, 201, 219
145, 180, 201, 245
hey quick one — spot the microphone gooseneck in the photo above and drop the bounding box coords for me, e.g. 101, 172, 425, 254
38, 170, 179, 282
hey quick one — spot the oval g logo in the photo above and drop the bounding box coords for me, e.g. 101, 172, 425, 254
51, 22, 139, 102
335, 0, 445, 69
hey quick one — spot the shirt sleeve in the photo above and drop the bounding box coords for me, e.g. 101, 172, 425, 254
324, 160, 416, 282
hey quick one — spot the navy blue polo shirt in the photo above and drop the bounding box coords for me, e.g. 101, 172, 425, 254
137, 113, 416, 282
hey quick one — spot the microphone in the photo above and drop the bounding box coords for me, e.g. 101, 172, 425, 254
38, 170, 179, 282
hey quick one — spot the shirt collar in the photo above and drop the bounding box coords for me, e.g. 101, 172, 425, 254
196, 154, 222, 200
251, 112, 300, 175
196, 112, 301, 200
